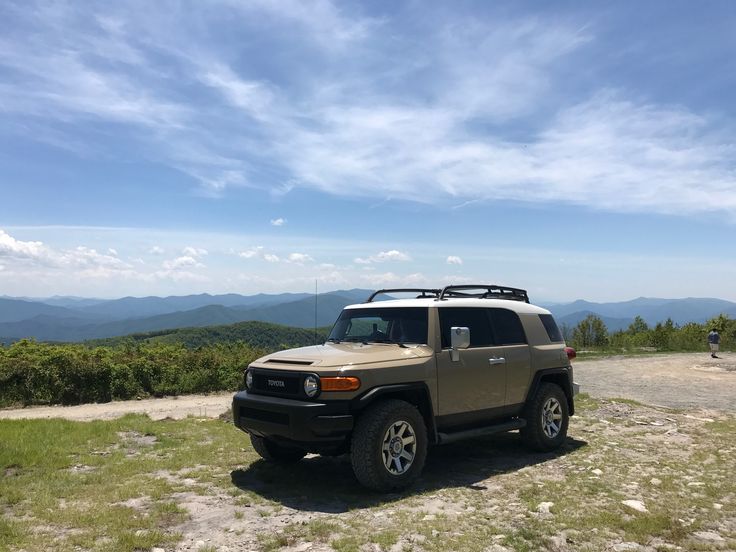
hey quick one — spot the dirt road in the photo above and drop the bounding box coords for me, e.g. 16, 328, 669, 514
1, 352, 734, 422
574, 351, 736, 410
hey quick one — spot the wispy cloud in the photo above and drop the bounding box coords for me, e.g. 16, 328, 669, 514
354, 250, 412, 264
446, 256, 463, 265
270, 218, 287, 227
1, 1, 734, 220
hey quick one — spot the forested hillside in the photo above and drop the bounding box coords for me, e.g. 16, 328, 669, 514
88, 320, 330, 349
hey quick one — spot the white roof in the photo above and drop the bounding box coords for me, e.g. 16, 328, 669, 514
344, 297, 551, 315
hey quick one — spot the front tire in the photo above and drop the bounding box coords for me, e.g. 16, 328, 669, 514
350, 399, 428, 492
250, 435, 306, 463
521, 383, 569, 452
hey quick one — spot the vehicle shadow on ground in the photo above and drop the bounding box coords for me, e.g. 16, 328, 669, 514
230, 434, 587, 512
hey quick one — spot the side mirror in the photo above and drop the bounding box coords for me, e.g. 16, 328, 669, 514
450, 326, 470, 362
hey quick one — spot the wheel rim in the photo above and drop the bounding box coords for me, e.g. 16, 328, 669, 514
541, 397, 563, 439
381, 420, 416, 475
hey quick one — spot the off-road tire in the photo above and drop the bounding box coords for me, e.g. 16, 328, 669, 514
250, 435, 306, 463
521, 383, 569, 452
350, 399, 428, 492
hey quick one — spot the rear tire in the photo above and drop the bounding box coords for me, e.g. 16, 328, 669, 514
250, 435, 306, 463
351, 399, 428, 492
521, 383, 569, 452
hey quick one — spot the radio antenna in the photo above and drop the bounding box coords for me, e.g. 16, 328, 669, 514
314, 279, 318, 345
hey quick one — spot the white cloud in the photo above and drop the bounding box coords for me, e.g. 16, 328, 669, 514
354, 250, 412, 264
270, 218, 287, 227
107, 248, 118, 256
162, 255, 203, 270
0, 229, 50, 262
287, 253, 314, 264
149, 246, 165, 255
446, 255, 463, 265
239, 246, 280, 262
182, 246, 208, 257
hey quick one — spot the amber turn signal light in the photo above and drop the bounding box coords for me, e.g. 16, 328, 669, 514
320, 376, 361, 391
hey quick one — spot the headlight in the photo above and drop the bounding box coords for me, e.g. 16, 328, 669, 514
303, 374, 319, 398
245, 369, 253, 390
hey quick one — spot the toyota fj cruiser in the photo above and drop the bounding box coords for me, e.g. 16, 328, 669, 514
233, 285, 578, 491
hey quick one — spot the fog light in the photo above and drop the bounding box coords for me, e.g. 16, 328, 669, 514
245, 369, 253, 390
303, 374, 319, 398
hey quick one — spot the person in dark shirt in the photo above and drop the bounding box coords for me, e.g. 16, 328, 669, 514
708, 328, 721, 359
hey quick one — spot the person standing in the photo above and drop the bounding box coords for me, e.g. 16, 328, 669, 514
708, 328, 721, 358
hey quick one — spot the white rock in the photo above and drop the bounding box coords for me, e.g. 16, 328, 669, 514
537, 502, 554, 515
713, 503, 723, 510
613, 543, 640, 551
591, 469, 603, 476
622, 500, 648, 513
152, 548, 165, 552
650, 478, 662, 486
693, 531, 724, 542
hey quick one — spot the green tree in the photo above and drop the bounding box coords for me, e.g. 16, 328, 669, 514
571, 315, 609, 349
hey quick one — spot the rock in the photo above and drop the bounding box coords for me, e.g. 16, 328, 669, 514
537, 502, 554, 515
621, 500, 648, 513
692, 531, 724, 543
422, 514, 436, 521
591, 468, 603, 476
650, 478, 661, 486
613, 543, 640, 551
152, 548, 165, 552
713, 503, 723, 510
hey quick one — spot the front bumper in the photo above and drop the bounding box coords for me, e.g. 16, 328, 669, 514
232, 390, 353, 444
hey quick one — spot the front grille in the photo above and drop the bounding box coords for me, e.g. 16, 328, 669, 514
252, 370, 302, 397
240, 407, 289, 426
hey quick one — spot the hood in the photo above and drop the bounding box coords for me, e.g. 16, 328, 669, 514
253, 342, 432, 368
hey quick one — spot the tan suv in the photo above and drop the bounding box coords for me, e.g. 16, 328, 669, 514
233, 285, 578, 491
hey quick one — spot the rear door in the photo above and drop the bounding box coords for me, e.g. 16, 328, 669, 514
435, 307, 507, 426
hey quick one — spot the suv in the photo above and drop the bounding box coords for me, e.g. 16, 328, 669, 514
233, 285, 578, 491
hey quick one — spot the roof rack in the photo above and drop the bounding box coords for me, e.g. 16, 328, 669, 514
437, 285, 529, 303
365, 288, 441, 303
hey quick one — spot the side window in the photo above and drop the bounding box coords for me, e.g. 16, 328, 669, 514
539, 314, 563, 343
439, 308, 495, 348
489, 308, 527, 345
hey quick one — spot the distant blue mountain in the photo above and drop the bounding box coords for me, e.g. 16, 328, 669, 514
2, 292, 735, 343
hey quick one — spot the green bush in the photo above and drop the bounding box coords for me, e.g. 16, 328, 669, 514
0, 340, 263, 408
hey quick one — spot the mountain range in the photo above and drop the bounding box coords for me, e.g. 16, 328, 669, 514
1, 291, 735, 343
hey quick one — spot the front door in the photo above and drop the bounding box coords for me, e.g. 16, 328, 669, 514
435, 307, 507, 429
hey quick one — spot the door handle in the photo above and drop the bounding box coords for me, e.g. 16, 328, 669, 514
488, 357, 506, 365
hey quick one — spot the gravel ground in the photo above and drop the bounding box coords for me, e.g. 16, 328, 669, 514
574, 352, 736, 411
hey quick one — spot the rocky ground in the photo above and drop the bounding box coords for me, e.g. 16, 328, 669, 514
2, 352, 735, 551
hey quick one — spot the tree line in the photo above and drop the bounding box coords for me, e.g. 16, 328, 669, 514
563, 313, 735, 352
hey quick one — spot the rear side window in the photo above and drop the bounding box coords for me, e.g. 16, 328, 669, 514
539, 314, 563, 343
439, 308, 495, 348
488, 308, 527, 345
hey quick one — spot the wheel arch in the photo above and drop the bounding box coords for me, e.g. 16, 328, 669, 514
351, 383, 438, 444
525, 368, 575, 416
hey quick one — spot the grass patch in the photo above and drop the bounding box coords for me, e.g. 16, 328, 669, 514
1, 398, 735, 551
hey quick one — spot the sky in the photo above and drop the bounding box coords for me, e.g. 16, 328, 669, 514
1, 0, 736, 302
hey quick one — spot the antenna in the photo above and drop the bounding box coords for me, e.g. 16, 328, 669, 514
314, 279, 318, 345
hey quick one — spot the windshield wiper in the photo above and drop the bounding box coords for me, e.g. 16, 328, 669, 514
326, 337, 341, 344
342, 337, 369, 344
369, 338, 407, 348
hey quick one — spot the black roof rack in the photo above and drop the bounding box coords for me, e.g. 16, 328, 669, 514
365, 288, 441, 303
364, 285, 529, 304
437, 285, 529, 303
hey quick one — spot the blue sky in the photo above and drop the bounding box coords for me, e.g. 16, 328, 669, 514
1, 1, 735, 302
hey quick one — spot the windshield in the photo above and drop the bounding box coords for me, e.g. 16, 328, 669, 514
328, 307, 428, 345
